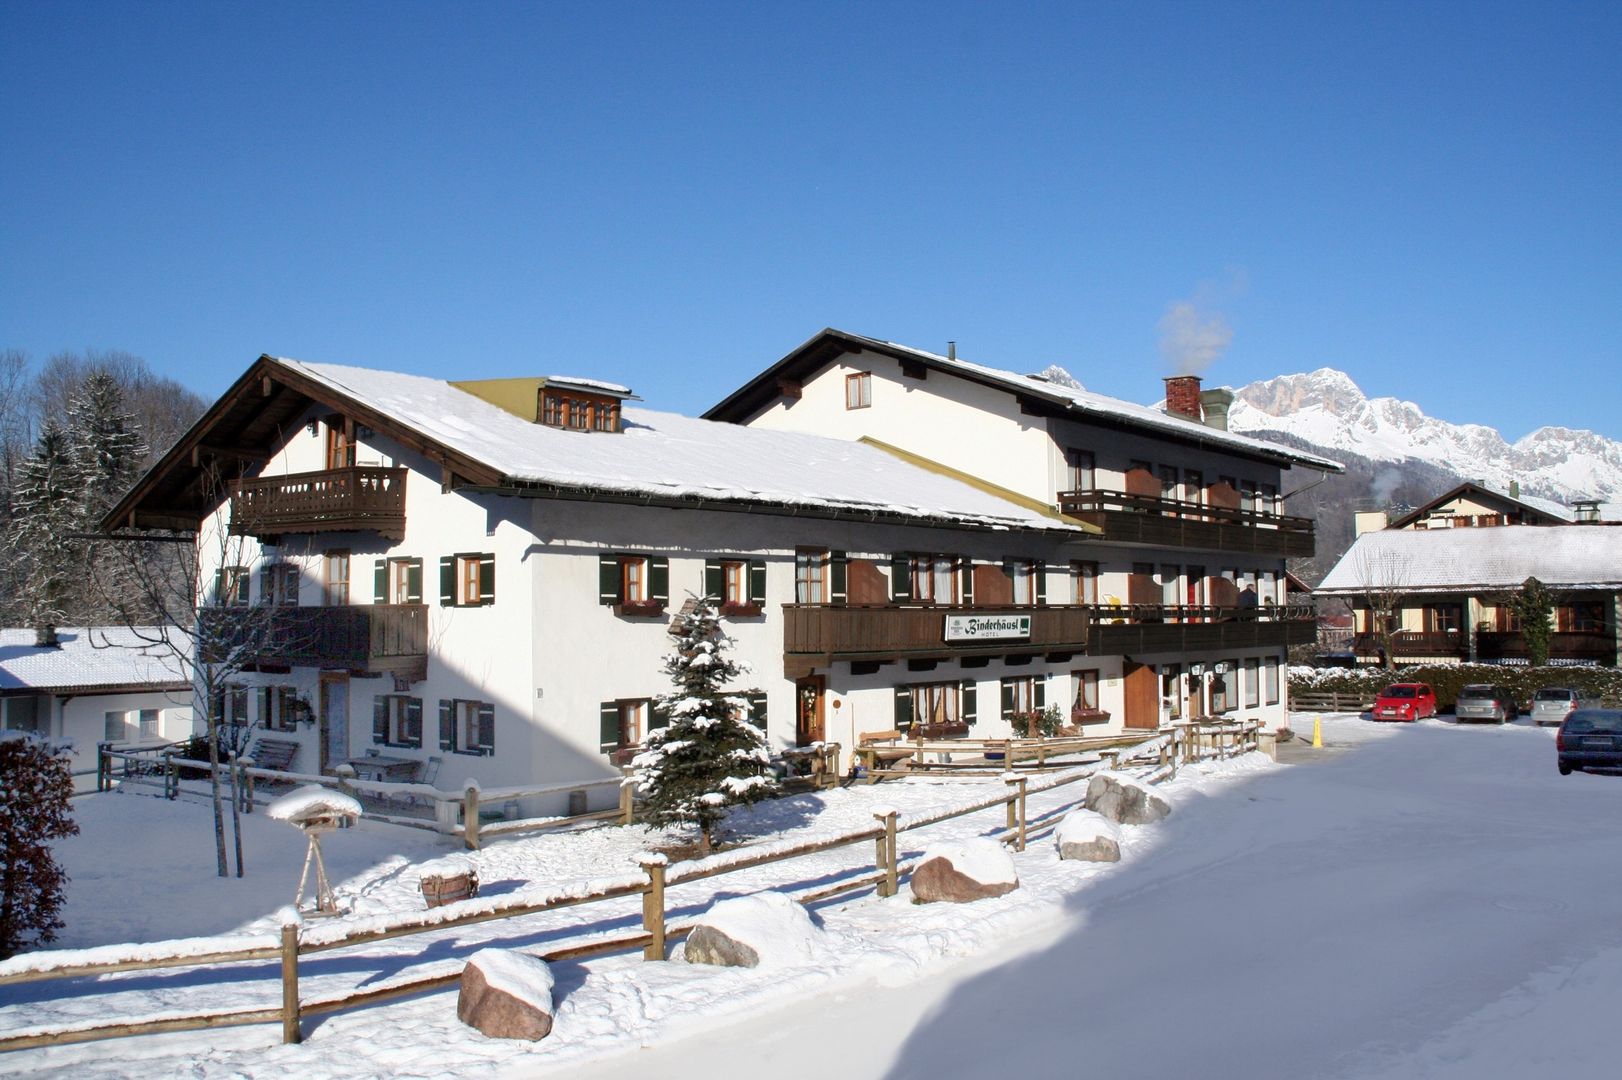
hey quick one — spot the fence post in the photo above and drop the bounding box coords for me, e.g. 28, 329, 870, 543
463, 783, 481, 851
96, 743, 109, 792
241, 757, 255, 812
619, 768, 635, 825
640, 854, 668, 960
165, 751, 178, 799
1004, 775, 1028, 851
880, 810, 898, 897
280, 922, 301, 1045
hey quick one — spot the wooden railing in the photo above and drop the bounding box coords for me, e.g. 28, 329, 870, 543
1476, 630, 1617, 662
1351, 631, 1468, 658
201, 604, 428, 679
782, 604, 1093, 666
1092, 603, 1317, 654
230, 467, 408, 541
1058, 488, 1315, 557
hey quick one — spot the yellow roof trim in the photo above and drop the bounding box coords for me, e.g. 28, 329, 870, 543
857, 437, 1102, 535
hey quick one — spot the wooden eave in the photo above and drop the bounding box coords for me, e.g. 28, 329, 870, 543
702, 329, 1336, 473
1385, 481, 1566, 530
102, 355, 505, 533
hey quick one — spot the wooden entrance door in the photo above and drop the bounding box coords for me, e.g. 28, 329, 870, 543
319, 673, 350, 772
1122, 661, 1160, 730
795, 676, 825, 746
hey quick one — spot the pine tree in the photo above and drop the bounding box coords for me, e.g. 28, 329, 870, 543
67, 371, 145, 525
633, 599, 778, 852
9, 422, 81, 643
0, 734, 80, 959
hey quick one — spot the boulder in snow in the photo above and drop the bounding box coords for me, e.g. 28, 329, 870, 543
457, 949, 555, 1041
1055, 810, 1121, 862
909, 838, 1018, 904
1084, 772, 1171, 825
684, 891, 821, 968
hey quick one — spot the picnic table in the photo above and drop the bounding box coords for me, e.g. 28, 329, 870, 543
344, 754, 420, 783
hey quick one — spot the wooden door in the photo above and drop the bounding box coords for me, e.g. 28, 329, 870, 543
320, 673, 350, 772
795, 676, 825, 746
1122, 661, 1160, 730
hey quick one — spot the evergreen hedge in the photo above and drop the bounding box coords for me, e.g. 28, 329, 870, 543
1289, 663, 1622, 710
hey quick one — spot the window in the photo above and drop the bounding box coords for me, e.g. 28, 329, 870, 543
257, 686, 303, 733
845, 371, 872, 410
1240, 481, 1260, 515
795, 549, 828, 604
706, 558, 766, 614
439, 699, 494, 755
540, 390, 621, 433
1065, 449, 1095, 492
1426, 604, 1462, 634
261, 562, 299, 606
895, 681, 972, 732
598, 553, 667, 612
1183, 469, 1203, 508
902, 554, 960, 604
1265, 658, 1280, 705
104, 710, 128, 742
325, 418, 354, 469
377, 557, 424, 605
1, 695, 43, 733
1007, 559, 1045, 606
1209, 661, 1238, 714
1261, 483, 1279, 517
599, 699, 655, 754
1496, 605, 1522, 632
324, 551, 351, 606
1000, 676, 1045, 720
1559, 603, 1606, 633
1160, 564, 1180, 609
441, 553, 496, 607
1072, 561, 1098, 605
1186, 565, 1206, 610
138, 708, 160, 739
1073, 669, 1100, 711
1159, 465, 1179, 503
215, 566, 250, 606
1244, 658, 1260, 708
1161, 664, 1183, 720
211, 684, 251, 747
373, 695, 423, 748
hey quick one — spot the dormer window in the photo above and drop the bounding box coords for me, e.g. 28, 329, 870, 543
539, 389, 621, 432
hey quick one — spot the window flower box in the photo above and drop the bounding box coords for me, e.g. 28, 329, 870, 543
913, 721, 969, 740
1070, 707, 1112, 725
616, 599, 666, 618
719, 601, 764, 618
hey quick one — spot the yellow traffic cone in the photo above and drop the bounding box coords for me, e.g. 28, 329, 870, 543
1311, 715, 1324, 748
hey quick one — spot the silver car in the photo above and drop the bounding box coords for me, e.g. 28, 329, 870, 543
1532, 687, 1597, 726
1454, 683, 1519, 724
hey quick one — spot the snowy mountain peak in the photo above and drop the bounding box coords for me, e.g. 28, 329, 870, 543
1028, 364, 1084, 391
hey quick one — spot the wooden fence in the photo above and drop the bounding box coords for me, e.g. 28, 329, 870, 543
1288, 690, 1374, 713
0, 729, 1238, 1054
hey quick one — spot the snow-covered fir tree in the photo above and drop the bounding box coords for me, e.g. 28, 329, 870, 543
67, 371, 146, 524
633, 599, 778, 852
8, 421, 80, 644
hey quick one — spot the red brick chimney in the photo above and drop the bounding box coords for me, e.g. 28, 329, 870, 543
1163, 375, 1203, 421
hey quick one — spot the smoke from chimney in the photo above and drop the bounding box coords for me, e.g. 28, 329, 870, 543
1158, 299, 1233, 376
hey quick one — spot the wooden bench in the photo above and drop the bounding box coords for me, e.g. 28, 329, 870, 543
855, 730, 916, 782
248, 737, 300, 772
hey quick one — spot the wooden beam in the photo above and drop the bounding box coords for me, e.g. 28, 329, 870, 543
777, 377, 802, 400
899, 358, 928, 379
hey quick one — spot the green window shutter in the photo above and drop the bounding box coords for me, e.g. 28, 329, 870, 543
894, 686, 913, 731
213, 569, 224, 605
258, 687, 272, 730
599, 554, 622, 605
476, 703, 495, 753
1034, 560, 1047, 605
374, 559, 388, 604
439, 557, 456, 606
961, 681, 978, 726
704, 560, 722, 602
478, 554, 495, 605
890, 555, 912, 601
960, 559, 975, 605
404, 698, 423, 747
749, 560, 766, 605
438, 700, 454, 750
599, 703, 620, 753
651, 703, 669, 731
1035, 677, 1046, 710
406, 559, 423, 604
373, 698, 389, 743
829, 552, 848, 605
1001, 679, 1016, 721
748, 692, 767, 730
650, 557, 669, 604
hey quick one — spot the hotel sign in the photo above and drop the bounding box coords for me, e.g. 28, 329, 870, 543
944, 614, 1032, 642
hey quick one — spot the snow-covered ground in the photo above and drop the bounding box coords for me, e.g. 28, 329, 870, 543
6, 715, 1620, 1078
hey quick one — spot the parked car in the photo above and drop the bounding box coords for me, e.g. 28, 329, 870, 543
1454, 683, 1519, 724
1556, 709, 1622, 775
1371, 683, 1437, 721
1532, 687, 1596, 726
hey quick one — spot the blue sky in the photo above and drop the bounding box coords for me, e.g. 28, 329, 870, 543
2, 1, 1618, 440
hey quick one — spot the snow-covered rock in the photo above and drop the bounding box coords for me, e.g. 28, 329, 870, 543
265, 785, 362, 825
1084, 772, 1171, 825
909, 838, 1019, 904
683, 891, 822, 968
1056, 810, 1121, 862
457, 949, 555, 1041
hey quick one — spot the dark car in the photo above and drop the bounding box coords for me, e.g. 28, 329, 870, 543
1371, 683, 1437, 721
1454, 683, 1519, 724
1557, 709, 1622, 775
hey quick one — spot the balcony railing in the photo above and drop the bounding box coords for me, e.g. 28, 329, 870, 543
1057, 489, 1315, 558
230, 467, 408, 541
1475, 630, 1617, 664
201, 603, 428, 681
1352, 631, 1468, 659
1091, 603, 1317, 654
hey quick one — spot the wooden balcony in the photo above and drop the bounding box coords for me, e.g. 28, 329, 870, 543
1476, 630, 1617, 666
230, 467, 408, 541
783, 604, 1093, 678
201, 603, 428, 681
1057, 489, 1315, 558
1352, 631, 1468, 660
1090, 604, 1318, 655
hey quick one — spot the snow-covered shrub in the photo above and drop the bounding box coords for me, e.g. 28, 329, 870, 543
0, 734, 79, 959
1288, 663, 1622, 710
633, 599, 779, 852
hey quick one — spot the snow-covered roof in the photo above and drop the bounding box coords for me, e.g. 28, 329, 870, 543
270, 357, 1080, 533
542, 375, 633, 397
1315, 527, 1622, 595
0, 627, 190, 695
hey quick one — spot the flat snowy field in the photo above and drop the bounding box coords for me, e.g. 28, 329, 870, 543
6, 714, 1620, 1079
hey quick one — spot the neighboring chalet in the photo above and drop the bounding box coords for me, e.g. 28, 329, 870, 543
0, 627, 194, 790
102, 329, 1339, 815
1319, 479, 1621, 667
